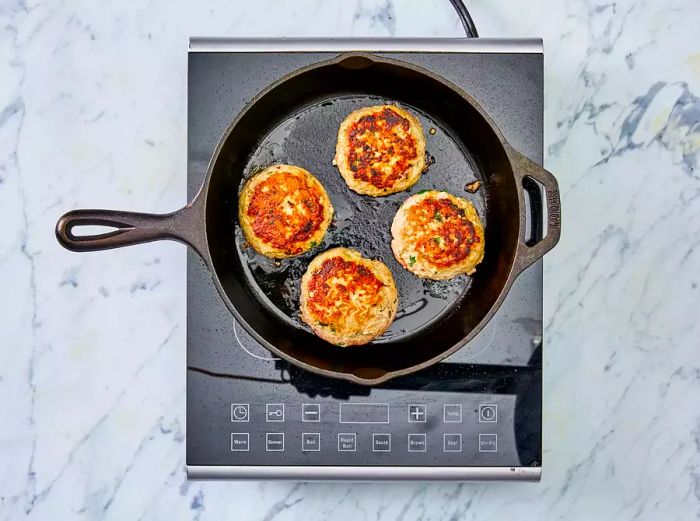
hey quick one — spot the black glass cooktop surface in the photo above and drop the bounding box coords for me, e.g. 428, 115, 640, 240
186, 41, 543, 475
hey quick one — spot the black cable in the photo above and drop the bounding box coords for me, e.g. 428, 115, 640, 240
448, 0, 479, 38
188, 366, 287, 384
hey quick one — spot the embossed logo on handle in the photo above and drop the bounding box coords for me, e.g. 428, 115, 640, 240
547, 190, 561, 229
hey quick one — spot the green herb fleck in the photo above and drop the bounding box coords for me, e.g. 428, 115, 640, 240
310, 241, 318, 248
434, 212, 443, 222
409, 255, 417, 266
417, 189, 430, 194
433, 237, 442, 245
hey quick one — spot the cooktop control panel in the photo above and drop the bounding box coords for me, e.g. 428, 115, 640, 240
187, 368, 531, 466
235, 399, 507, 463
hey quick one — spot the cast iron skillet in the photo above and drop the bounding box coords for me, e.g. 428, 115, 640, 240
56, 53, 561, 385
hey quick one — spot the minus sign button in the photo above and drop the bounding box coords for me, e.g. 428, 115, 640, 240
302, 404, 321, 422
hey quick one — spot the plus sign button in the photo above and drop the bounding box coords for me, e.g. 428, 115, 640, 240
408, 404, 427, 423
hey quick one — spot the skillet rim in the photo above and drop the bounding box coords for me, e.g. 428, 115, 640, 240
197, 51, 529, 385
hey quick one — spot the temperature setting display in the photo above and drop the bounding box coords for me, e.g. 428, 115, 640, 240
339, 403, 389, 424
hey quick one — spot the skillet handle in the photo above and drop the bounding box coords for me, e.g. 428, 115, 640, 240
55, 199, 207, 257
506, 144, 562, 274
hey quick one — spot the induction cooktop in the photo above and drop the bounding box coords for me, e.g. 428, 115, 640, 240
186, 38, 544, 481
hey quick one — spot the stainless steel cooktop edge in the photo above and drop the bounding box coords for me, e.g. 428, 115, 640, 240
188, 37, 543, 54
187, 465, 541, 481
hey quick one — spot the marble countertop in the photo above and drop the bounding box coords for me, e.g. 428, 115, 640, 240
1, 0, 699, 519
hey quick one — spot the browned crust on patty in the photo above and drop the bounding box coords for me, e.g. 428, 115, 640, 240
238, 165, 333, 259
334, 105, 426, 196
300, 248, 398, 346
391, 191, 485, 280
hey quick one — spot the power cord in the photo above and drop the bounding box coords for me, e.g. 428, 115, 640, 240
448, 0, 479, 37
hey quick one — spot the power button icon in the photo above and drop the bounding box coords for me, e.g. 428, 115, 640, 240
231, 403, 250, 422
479, 404, 497, 423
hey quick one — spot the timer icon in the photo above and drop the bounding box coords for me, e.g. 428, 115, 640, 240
231, 403, 250, 422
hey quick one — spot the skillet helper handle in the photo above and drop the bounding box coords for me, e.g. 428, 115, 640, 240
56, 204, 204, 253
507, 145, 562, 273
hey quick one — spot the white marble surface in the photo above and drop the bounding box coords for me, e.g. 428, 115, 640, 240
1, 0, 699, 519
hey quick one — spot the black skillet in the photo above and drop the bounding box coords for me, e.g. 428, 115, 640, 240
56, 50, 561, 385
